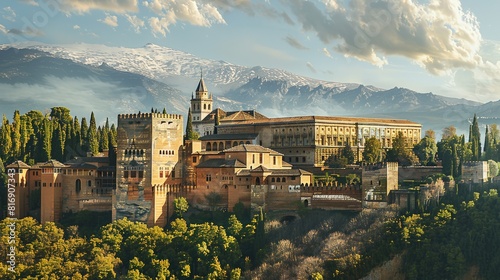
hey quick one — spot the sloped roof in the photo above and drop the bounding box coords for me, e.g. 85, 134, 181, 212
196, 158, 246, 168
196, 77, 208, 92
200, 109, 268, 123
65, 156, 109, 164
6, 160, 31, 169
237, 168, 310, 176
199, 133, 258, 141
250, 165, 270, 172
224, 144, 283, 155
38, 159, 67, 168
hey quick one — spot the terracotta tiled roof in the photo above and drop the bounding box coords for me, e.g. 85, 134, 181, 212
196, 158, 246, 168
199, 133, 258, 141
6, 160, 31, 169
224, 144, 283, 155
38, 159, 67, 168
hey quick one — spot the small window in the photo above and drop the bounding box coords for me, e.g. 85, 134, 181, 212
76, 179, 81, 194
206, 174, 212, 181
87, 180, 92, 187
193, 157, 197, 163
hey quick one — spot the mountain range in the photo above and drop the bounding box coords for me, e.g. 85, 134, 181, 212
0, 42, 499, 137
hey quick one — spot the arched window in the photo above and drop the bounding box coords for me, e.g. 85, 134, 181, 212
204, 104, 206, 110
256, 177, 261, 185
206, 142, 212, 151
87, 180, 92, 187
75, 179, 81, 194
219, 142, 224, 151
208, 104, 211, 110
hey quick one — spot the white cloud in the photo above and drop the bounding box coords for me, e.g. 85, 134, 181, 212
0, 24, 7, 34
73, 25, 81, 30
322, 48, 332, 58
57, 0, 138, 14
18, 0, 38, 6
99, 15, 118, 27
125, 14, 145, 33
284, 36, 308, 50
285, 0, 482, 75
306, 62, 317, 73
143, 0, 227, 37
2, 7, 16, 22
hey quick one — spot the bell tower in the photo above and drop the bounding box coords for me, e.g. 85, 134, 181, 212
190, 71, 213, 123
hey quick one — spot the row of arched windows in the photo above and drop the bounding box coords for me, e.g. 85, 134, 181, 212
206, 141, 251, 151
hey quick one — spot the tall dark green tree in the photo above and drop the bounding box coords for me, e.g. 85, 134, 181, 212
11, 110, 21, 159
52, 123, 64, 161
109, 123, 117, 148
37, 118, 52, 162
81, 117, 89, 153
185, 108, 198, 140
88, 112, 99, 155
470, 114, 481, 160
0, 115, 12, 162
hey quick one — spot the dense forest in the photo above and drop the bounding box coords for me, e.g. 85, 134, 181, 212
0, 107, 117, 166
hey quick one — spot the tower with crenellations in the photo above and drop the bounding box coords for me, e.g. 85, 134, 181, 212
113, 112, 184, 227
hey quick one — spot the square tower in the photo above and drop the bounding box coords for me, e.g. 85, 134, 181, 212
114, 112, 183, 227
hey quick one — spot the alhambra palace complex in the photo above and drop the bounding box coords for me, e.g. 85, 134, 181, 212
11, 76, 471, 227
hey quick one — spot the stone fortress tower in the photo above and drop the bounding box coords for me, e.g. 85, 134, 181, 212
113, 112, 183, 227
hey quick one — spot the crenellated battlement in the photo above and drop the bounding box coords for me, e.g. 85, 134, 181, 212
118, 113, 183, 120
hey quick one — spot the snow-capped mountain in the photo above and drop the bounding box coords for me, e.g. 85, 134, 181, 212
0, 42, 492, 135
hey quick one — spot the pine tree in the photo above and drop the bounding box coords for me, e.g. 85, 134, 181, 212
88, 112, 99, 155
341, 140, 355, 164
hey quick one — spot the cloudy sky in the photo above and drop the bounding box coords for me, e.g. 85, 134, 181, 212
1, 0, 500, 103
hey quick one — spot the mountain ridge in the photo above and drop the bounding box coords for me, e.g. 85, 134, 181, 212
0, 42, 495, 137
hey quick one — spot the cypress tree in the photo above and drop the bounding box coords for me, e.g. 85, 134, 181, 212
109, 123, 117, 147
470, 114, 481, 160
0, 115, 12, 162
162, 108, 167, 114
51, 123, 64, 161
11, 110, 21, 159
80, 117, 88, 153
88, 112, 99, 155
64, 123, 74, 161
73, 116, 82, 155
19, 117, 29, 161
38, 118, 51, 162
185, 108, 194, 140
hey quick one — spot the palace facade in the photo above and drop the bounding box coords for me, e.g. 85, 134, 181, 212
9, 76, 423, 227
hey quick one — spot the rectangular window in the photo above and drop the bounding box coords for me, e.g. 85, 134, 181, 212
193, 156, 197, 163
131, 171, 137, 178
273, 156, 276, 165
259, 153, 263, 164
206, 174, 211, 181
160, 171, 164, 178
124, 171, 129, 178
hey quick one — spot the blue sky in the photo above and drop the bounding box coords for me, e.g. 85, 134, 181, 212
1, 0, 500, 103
